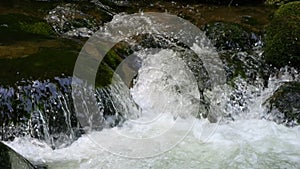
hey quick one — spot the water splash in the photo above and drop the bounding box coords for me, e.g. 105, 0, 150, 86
2, 12, 300, 168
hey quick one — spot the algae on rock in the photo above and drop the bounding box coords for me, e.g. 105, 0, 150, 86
264, 1, 300, 68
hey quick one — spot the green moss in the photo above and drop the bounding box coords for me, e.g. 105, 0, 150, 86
203, 22, 256, 52
203, 21, 268, 84
95, 42, 132, 88
265, 0, 298, 6
0, 38, 81, 85
103, 50, 123, 70
95, 62, 115, 88
274, 1, 300, 16
0, 14, 55, 44
0, 142, 11, 168
19, 21, 53, 36
220, 53, 247, 85
265, 2, 300, 68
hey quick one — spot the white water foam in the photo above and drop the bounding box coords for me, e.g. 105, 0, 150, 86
5, 51, 300, 169
4, 13, 300, 168
4, 119, 300, 169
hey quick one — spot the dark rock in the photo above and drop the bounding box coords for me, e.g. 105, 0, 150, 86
264, 82, 300, 126
0, 141, 43, 169
203, 22, 259, 52
203, 22, 268, 85
219, 51, 269, 86
45, 3, 98, 38
45, 1, 114, 38
0, 78, 82, 149
0, 38, 81, 85
0, 76, 135, 149
0, 14, 54, 43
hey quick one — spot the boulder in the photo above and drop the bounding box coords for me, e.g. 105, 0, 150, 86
264, 2, 300, 68
203, 22, 268, 85
0, 141, 46, 169
264, 82, 300, 126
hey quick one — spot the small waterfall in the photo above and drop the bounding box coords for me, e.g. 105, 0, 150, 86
0, 76, 141, 149
130, 49, 202, 119
0, 78, 78, 149
2, 12, 299, 150
1, 12, 300, 168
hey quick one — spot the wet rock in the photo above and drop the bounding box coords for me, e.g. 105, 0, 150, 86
0, 142, 39, 169
264, 1, 300, 68
203, 22, 268, 85
203, 22, 260, 52
0, 75, 135, 149
264, 82, 300, 126
240, 15, 261, 27
0, 14, 54, 43
0, 38, 81, 85
45, 3, 103, 38
220, 51, 269, 86
265, 0, 298, 5
44, 1, 116, 38
0, 78, 82, 149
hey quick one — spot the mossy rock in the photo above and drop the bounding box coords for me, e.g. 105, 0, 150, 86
0, 40, 121, 89
0, 39, 80, 85
203, 22, 259, 52
264, 82, 300, 126
19, 21, 53, 36
264, 2, 300, 68
265, 0, 299, 5
0, 14, 54, 36
219, 51, 269, 86
45, 2, 114, 37
0, 11, 120, 87
203, 22, 268, 84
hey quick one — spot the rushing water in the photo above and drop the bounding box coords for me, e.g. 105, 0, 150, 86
6, 119, 300, 169
2, 12, 300, 168
5, 58, 300, 168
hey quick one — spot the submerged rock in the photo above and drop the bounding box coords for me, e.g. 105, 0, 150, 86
0, 78, 82, 149
264, 82, 300, 126
45, 3, 98, 38
118, 34, 211, 119
203, 22, 268, 85
220, 51, 269, 86
203, 22, 260, 52
45, 2, 113, 38
0, 142, 45, 169
0, 76, 138, 149
264, 1, 300, 68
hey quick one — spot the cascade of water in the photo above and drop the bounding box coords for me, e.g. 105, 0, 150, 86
0, 76, 142, 149
1, 12, 300, 168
